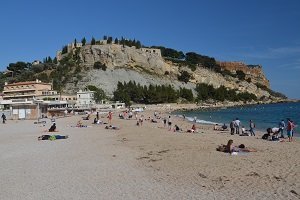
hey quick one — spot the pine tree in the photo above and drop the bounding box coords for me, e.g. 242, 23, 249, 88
114, 38, 119, 44
91, 37, 96, 45
81, 37, 86, 46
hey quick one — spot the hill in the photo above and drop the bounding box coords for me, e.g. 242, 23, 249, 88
0, 37, 287, 104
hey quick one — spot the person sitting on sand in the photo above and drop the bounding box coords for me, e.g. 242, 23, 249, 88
187, 124, 196, 133
221, 123, 228, 130
48, 123, 57, 132
38, 135, 68, 141
240, 126, 250, 136
174, 124, 182, 132
216, 139, 256, 154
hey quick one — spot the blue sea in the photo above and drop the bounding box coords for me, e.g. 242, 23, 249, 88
174, 102, 300, 137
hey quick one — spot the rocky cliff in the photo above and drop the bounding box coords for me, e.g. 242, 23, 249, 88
62, 43, 273, 99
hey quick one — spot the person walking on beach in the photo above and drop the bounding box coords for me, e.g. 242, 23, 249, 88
249, 120, 255, 136
230, 119, 235, 135
234, 118, 241, 135
287, 118, 295, 142
278, 119, 285, 138
1, 113, 6, 124
163, 117, 167, 128
168, 116, 172, 131
108, 111, 112, 125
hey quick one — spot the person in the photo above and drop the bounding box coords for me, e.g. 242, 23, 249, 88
234, 118, 241, 135
214, 124, 227, 131
167, 116, 172, 131
163, 117, 167, 128
105, 125, 119, 130
230, 119, 235, 135
249, 120, 255, 136
263, 127, 280, 140
38, 134, 68, 140
278, 119, 285, 138
139, 115, 144, 126
174, 124, 181, 132
108, 111, 112, 124
93, 117, 102, 124
1, 113, 6, 124
193, 116, 197, 123
217, 139, 256, 154
48, 123, 56, 132
96, 112, 99, 120
221, 123, 228, 130
187, 124, 196, 133
287, 118, 295, 142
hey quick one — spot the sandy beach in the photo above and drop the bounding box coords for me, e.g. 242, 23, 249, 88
0, 106, 299, 200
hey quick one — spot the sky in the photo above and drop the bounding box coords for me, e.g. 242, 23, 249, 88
0, 0, 299, 99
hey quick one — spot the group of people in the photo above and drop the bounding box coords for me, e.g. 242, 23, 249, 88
263, 118, 296, 142
229, 118, 256, 136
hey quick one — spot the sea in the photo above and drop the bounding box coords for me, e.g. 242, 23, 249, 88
174, 102, 300, 137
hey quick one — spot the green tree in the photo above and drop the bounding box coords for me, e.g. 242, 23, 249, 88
81, 37, 86, 46
107, 36, 113, 44
86, 85, 107, 103
178, 71, 191, 83
114, 38, 119, 44
62, 45, 68, 54
91, 37, 96, 45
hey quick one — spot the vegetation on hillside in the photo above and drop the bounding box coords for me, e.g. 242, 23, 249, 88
195, 83, 257, 102
113, 81, 194, 106
256, 83, 287, 99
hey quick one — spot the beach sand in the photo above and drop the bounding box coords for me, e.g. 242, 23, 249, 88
0, 107, 299, 200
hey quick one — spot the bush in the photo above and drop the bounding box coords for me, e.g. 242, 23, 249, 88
178, 71, 191, 83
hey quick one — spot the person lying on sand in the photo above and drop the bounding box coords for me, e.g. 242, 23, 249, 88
216, 139, 257, 154
75, 120, 87, 128
214, 123, 228, 131
48, 123, 57, 132
38, 135, 68, 141
105, 125, 119, 130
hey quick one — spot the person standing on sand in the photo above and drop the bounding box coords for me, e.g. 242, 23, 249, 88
278, 119, 285, 138
96, 112, 99, 120
234, 118, 241, 135
108, 111, 112, 125
1, 113, 6, 124
230, 119, 235, 135
249, 120, 255, 136
287, 118, 295, 142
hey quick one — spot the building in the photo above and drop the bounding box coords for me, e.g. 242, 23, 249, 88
76, 89, 95, 108
3, 79, 52, 100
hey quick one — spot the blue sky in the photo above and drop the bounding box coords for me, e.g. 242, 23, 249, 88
1, 0, 299, 99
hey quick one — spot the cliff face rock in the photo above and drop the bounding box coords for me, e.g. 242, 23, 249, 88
218, 61, 270, 88
63, 44, 272, 99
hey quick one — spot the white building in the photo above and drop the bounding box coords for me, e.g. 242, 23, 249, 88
76, 89, 95, 108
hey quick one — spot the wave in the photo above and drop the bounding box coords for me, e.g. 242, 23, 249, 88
178, 115, 219, 125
